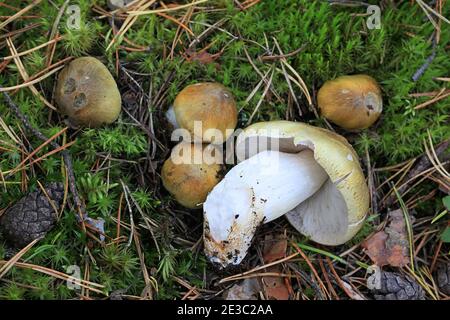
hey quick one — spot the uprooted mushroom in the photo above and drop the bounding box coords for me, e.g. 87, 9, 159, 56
203, 120, 370, 268
166, 82, 238, 144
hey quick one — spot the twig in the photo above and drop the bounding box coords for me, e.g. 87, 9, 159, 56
0, 238, 40, 279
188, 18, 233, 49
0, 65, 63, 92
46, 0, 69, 66
0, 22, 41, 41
292, 242, 329, 298
318, 258, 339, 299
121, 180, 160, 256
247, 67, 274, 125
325, 257, 356, 299
0, 0, 41, 30
219, 251, 301, 284
6, 127, 68, 177
424, 131, 450, 180
260, 44, 307, 61
1, 90, 88, 229
106, 0, 157, 51
5, 37, 57, 110
128, 0, 208, 16
414, 89, 450, 110
1, 36, 62, 61
241, 42, 284, 104
272, 39, 302, 116
0, 260, 105, 294
393, 186, 415, 271
328, 0, 370, 7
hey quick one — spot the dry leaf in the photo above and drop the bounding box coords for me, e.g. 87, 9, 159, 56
362, 232, 389, 266
362, 210, 410, 267
261, 234, 290, 300
263, 234, 287, 263
261, 276, 290, 300
185, 49, 222, 66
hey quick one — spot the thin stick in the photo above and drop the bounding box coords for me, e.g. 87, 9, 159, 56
292, 243, 329, 298
0, 65, 63, 92
325, 257, 355, 299
247, 67, 274, 124
1, 36, 62, 61
0, 238, 40, 279
157, 12, 194, 36
0, 260, 105, 293
46, 0, 69, 65
0, 23, 41, 41
5, 37, 56, 110
106, 0, 156, 51
7, 127, 68, 176
393, 186, 415, 271
14, 140, 76, 173
128, 0, 208, 15
430, 240, 443, 272
318, 258, 339, 299
219, 251, 300, 284
1, 90, 86, 228
273, 38, 302, 115
414, 90, 450, 110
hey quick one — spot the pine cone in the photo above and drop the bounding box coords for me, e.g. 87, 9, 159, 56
436, 262, 450, 295
0, 183, 64, 247
373, 271, 425, 300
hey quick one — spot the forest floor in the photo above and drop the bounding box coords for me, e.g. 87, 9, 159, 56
0, 0, 449, 300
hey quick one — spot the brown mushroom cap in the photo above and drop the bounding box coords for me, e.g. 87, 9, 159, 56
55, 57, 121, 128
161, 142, 224, 209
317, 74, 382, 130
172, 82, 238, 144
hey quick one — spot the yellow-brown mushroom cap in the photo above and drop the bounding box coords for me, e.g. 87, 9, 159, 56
55, 57, 121, 128
234, 120, 369, 245
161, 142, 224, 209
317, 74, 382, 130
173, 82, 237, 144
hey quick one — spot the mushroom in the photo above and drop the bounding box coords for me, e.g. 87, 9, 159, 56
55, 57, 121, 128
166, 82, 238, 144
317, 74, 382, 130
203, 120, 369, 267
161, 142, 224, 209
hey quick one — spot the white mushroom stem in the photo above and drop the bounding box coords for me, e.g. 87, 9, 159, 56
203, 149, 328, 267
165, 105, 179, 128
